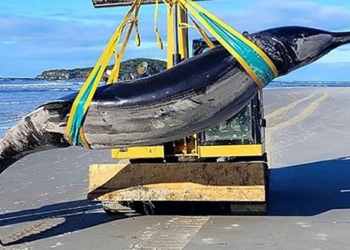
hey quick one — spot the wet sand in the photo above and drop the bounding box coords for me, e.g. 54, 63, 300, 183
1, 87, 350, 249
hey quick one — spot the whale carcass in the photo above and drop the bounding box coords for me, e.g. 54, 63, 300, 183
1, 25, 350, 175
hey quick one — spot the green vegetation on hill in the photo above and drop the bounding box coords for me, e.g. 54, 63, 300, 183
36, 58, 167, 80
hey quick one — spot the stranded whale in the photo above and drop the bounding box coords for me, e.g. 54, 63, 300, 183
1, 25, 350, 175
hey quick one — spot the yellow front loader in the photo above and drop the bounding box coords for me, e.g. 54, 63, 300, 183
87, 0, 269, 215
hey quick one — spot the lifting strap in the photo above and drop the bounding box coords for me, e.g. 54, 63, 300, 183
177, 0, 278, 89
107, 0, 143, 84
65, 0, 142, 147
179, 15, 216, 49
66, 0, 279, 147
154, 0, 164, 49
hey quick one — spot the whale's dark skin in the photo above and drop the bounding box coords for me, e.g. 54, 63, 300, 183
1, 26, 350, 178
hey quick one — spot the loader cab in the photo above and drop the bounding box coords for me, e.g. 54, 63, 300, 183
192, 38, 266, 157
111, 38, 268, 162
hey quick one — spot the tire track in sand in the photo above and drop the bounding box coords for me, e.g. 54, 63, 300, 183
264, 92, 298, 110
265, 93, 317, 125
128, 216, 209, 250
265, 92, 329, 165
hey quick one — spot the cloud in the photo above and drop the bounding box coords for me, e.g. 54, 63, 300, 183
0, 13, 167, 76
2, 40, 17, 45
203, 0, 350, 32
1, 0, 350, 80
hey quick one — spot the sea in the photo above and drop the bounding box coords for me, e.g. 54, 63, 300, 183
1, 78, 350, 137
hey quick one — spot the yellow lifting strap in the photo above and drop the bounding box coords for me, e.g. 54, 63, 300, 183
156, 0, 215, 53
107, 1, 142, 84
177, 0, 279, 89
179, 15, 216, 49
65, 0, 142, 147
154, 0, 164, 49
66, 0, 279, 148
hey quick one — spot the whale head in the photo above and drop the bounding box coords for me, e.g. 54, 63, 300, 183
249, 26, 350, 77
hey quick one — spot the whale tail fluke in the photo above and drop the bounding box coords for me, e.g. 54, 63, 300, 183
0, 104, 70, 176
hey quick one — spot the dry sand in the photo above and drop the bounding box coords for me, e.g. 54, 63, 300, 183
1, 87, 350, 249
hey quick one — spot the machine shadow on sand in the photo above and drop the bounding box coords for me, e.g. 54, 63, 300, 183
1, 157, 350, 245
0, 200, 133, 246
268, 156, 350, 216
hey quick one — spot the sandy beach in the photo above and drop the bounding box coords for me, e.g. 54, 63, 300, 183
1, 87, 350, 249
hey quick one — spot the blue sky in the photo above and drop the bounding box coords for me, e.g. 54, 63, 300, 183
1, 0, 350, 81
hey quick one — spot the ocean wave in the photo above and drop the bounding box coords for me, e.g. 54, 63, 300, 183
0, 88, 79, 93
0, 100, 48, 105
0, 82, 75, 88
0, 116, 23, 125
269, 81, 350, 88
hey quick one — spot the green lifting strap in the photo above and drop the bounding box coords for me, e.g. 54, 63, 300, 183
68, 66, 101, 147
178, 0, 279, 88
200, 12, 276, 86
